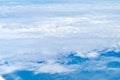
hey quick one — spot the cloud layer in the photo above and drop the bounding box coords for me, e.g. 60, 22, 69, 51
0, 1, 120, 79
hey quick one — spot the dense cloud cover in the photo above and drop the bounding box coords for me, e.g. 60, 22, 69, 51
0, 0, 120, 80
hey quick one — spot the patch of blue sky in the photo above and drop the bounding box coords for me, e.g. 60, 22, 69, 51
0, 0, 120, 5
107, 61, 120, 68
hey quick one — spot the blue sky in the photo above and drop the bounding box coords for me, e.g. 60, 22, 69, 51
0, 0, 120, 80
0, 0, 120, 4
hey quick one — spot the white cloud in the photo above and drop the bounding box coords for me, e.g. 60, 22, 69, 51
0, 76, 5, 80
0, 1, 120, 75
0, 65, 22, 74
87, 52, 99, 58
0, 16, 120, 39
35, 63, 72, 74
0, 3, 120, 13
76, 51, 99, 58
